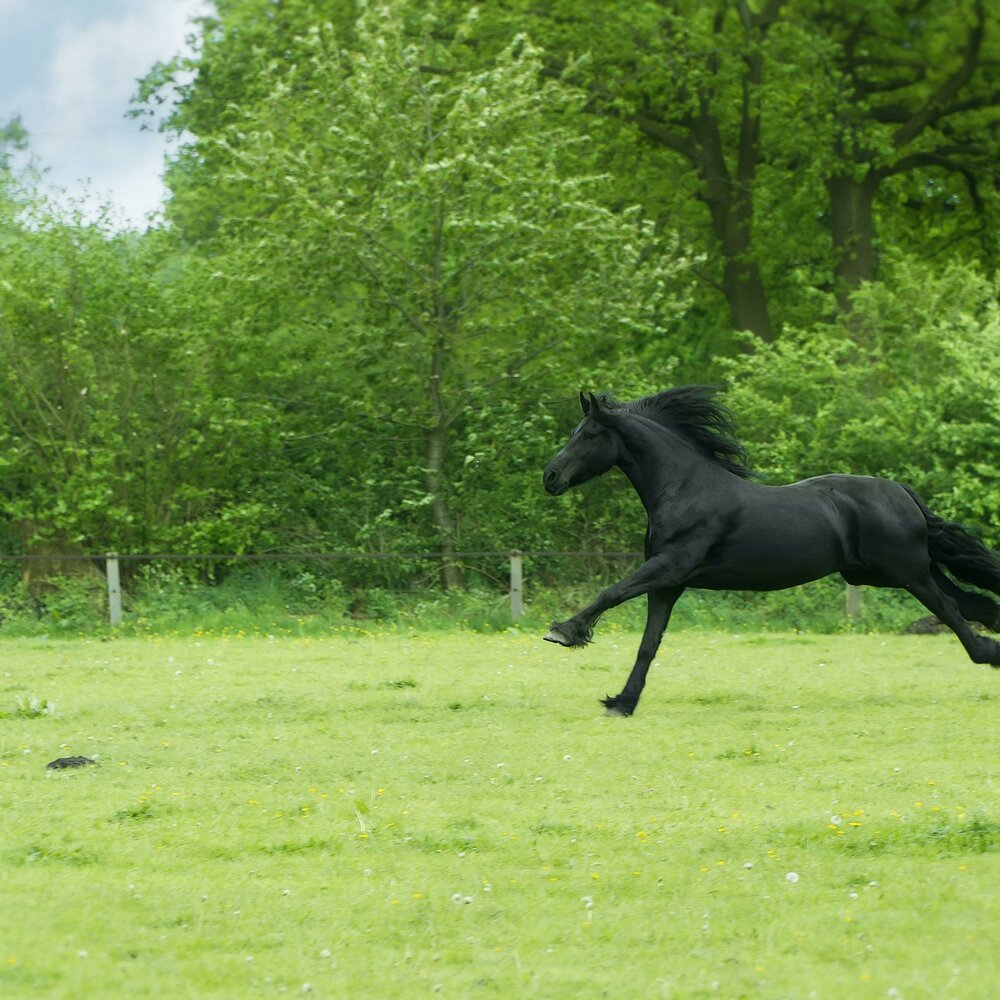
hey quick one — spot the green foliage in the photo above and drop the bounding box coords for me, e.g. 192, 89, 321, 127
0, 556, 930, 638
156, 6, 694, 565
1, 0, 999, 612
723, 261, 1000, 540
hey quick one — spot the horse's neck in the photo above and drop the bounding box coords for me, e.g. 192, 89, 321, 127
616, 422, 718, 515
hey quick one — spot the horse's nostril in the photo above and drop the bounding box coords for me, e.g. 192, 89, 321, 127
543, 468, 565, 495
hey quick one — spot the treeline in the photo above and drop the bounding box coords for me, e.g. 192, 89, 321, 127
2, 0, 1000, 593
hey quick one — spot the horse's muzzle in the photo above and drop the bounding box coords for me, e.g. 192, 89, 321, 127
542, 468, 567, 496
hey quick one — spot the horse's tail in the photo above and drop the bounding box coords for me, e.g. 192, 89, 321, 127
903, 485, 1000, 630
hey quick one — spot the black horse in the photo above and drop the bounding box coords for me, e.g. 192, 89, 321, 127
542, 385, 1000, 715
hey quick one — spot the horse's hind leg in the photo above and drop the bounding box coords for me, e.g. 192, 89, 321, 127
602, 588, 682, 716
930, 565, 1000, 631
906, 574, 1000, 667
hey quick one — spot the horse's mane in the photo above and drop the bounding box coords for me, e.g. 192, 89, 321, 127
601, 385, 753, 479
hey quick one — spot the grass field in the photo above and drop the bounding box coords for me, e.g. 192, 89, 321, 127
2, 627, 999, 998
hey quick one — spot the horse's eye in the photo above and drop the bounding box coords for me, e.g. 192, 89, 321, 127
583, 423, 603, 439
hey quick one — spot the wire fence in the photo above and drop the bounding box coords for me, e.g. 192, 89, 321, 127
0, 549, 654, 627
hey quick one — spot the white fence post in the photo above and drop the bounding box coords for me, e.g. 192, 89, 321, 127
509, 551, 523, 621
106, 553, 122, 628
845, 583, 862, 619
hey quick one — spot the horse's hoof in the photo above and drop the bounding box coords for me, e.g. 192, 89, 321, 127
601, 696, 634, 717
543, 628, 572, 646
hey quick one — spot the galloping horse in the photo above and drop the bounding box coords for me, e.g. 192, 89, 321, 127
542, 386, 1000, 715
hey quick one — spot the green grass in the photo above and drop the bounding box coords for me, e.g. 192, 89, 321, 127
2, 628, 999, 998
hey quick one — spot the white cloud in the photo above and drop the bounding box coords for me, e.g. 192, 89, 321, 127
47, 5, 195, 121
3, 0, 209, 227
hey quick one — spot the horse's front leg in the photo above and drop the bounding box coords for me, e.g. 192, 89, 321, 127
544, 553, 683, 648
602, 587, 683, 717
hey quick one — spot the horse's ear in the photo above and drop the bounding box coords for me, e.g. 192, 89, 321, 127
579, 391, 590, 416
588, 392, 612, 424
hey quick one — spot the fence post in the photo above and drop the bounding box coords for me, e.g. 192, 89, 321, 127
845, 583, 862, 619
106, 553, 122, 628
509, 551, 523, 621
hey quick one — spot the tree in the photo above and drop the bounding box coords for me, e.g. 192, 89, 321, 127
456, 0, 1000, 332
0, 155, 287, 563
448, 0, 784, 344
166, 6, 693, 581
785, 0, 1000, 311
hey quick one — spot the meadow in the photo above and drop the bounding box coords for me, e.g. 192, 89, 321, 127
2, 627, 999, 998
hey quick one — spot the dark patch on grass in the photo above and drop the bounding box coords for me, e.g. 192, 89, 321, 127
686, 692, 760, 710
530, 821, 577, 836
383, 679, 418, 690
111, 801, 157, 823
11, 842, 100, 867
742, 635, 820, 647
256, 695, 283, 708
826, 695, 896, 711
399, 829, 480, 853
46, 756, 98, 769
912, 818, 1000, 854
715, 746, 763, 761
844, 872, 878, 890
260, 837, 338, 856
443, 699, 497, 713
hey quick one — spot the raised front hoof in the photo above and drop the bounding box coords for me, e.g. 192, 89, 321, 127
601, 695, 636, 717
543, 627, 573, 647
543, 620, 591, 648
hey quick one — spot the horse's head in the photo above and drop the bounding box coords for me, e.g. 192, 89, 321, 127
542, 392, 622, 496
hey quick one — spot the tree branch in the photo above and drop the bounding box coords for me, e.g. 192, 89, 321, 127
892, 0, 985, 149
353, 251, 432, 339
885, 151, 985, 210
632, 112, 697, 160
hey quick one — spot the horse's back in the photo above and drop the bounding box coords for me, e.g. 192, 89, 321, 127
683, 473, 926, 590
786, 473, 922, 525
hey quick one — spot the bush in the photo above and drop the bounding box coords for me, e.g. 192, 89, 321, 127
722, 261, 1000, 543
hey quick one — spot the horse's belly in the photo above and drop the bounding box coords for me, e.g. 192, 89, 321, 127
684, 530, 842, 591
687, 563, 834, 591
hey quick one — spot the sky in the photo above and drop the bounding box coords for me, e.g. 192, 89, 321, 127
0, 0, 211, 228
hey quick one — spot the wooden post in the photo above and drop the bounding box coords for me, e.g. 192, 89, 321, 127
845, 583, 862, 619
106, 553, 122, 628
509, 551, 523, 621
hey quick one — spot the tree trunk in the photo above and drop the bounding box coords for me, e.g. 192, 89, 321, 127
722, 256, 772, 343
424, 421, 463, 590
695, 118, 774, 342
424, 334, 463, 590
15, 520, 102, 595
701, 153, 772, 341
826, 171, 881, 313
